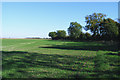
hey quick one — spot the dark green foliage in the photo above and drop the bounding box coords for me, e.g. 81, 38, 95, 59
78, 32, 92, 41
100, 18, 119, 41
56, 30, 66, 39
48, 32, 57, 40
95, 34, 101, 41
85, 32, 91, 40
79, 33, 87, 40
117, 23, 120, 49
68, 22, 82, 40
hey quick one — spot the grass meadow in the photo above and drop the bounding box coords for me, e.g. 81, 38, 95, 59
1, 39, 120, 78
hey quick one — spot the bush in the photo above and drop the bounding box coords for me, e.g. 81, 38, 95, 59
56, 30, 66, 39
79, 33, 87, 40
85, 32, 91, 40
48, 32, 57, 40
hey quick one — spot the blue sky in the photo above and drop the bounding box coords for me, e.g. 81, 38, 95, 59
2, 2, 118, 38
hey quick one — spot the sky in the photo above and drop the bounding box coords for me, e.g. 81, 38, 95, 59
1, 0, 120, 2
2, 2, 118, 38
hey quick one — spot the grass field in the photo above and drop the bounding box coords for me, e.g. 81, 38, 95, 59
2, 39, 120, 78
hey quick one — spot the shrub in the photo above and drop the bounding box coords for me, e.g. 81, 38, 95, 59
85, 32, 91, 40
56, 30, 66, 39
48, 32, 57, 40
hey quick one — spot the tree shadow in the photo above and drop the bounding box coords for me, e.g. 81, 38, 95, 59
106, 53, 119, 56
91, 51, 120, 78
2, 50, 120, 78
2, 51, 95, 78
40, 42, 119, 51
90, 69, 120, 78
68, 72, 91, 79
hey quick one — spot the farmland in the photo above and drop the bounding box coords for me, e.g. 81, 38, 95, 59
2, 39, 120, 78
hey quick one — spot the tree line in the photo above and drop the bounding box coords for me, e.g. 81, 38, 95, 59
48, 13, 120, 41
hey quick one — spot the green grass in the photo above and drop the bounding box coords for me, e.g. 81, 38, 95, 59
2, 39, 120, 78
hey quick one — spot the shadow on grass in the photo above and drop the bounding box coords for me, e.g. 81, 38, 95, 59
106, 53, 119, 56
2, 51, 95, 78
40, 42, 119, 51
90, 69, 120, 78
92, 51, 120, 78
2, 51, 120, 78
105, 52, 120, 67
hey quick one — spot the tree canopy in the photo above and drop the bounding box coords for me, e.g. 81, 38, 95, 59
85, 13, 106, 36
68, 22, 82, 39
56, 30, 66, 39
48, 32, 57, 40
100, 18, 119, 40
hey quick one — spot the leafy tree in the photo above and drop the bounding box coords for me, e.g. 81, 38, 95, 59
56, 30, 66, 39
85, 13, 106, 36
79, 33, 87, 40
48, 32, 57, 40
68, 22, 82, 40
100, 18, 119, 40
85, 32, 91, 40
118, 22, 120, 49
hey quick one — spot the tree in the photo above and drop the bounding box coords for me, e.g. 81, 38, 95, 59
56, 30, 66, 39
79, 33, 87, 40
48, 32, 57, 40
85, 13, 106, 36
85, 32, 91, 40
100, 18, 119, 40
68, 22, 82, 40
118, 22, 120, 48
